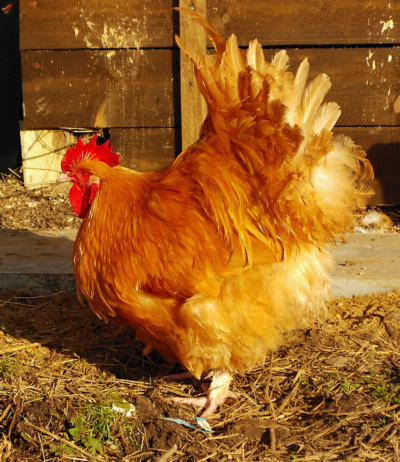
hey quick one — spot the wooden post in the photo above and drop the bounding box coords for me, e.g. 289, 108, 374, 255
21, 130, 75, 190
179, 0, 208, 151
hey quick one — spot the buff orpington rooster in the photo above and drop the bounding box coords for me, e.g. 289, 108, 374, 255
58, 9, 373, 418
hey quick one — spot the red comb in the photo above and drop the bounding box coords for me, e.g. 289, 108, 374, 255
61, 135, 120, 173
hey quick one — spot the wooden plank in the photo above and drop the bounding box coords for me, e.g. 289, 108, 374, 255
207, 0, 400, 46
334, 127, 400, 205
179, 0, 208, 151
21, 49, 178, 129
110, 128, 176, 171
264, 47, 400, 127
21, 130, 75, 190
20, 0, 174, 50
178, 42, 400, 130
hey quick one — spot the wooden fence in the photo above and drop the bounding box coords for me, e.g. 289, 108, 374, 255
20, 0, 400, 204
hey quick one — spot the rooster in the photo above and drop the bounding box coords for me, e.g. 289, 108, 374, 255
57, 10, 373, 418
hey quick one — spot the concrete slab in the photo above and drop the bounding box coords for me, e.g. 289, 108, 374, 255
0, 228, 76, 294
330, 232, 400, 298
0, 228, 399, 297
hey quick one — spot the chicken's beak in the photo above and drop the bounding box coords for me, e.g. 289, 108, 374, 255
56, 172, 72, 183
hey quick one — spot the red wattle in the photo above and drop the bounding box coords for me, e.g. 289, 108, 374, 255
69, 183, 98, 219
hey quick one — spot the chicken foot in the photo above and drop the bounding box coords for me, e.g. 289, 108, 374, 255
173, 370, 237, 418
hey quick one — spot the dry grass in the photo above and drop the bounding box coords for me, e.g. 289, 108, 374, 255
0, 173, 80, 230
0, 290, 400, 461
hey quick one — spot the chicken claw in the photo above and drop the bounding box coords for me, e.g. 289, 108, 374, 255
173, 370, 237, 418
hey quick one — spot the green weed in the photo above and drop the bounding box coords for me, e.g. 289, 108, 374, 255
0, 354, 20, 379
371, 384, 400, 405
318, 373, 338, 390
49, 443, 79, 457
51, 393, 140, 456
341, 378, 360, 394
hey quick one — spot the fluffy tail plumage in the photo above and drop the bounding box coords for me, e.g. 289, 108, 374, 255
176, 8, 374, 254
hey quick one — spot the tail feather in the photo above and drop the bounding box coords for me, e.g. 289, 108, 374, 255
246, 40, 266, 99
220, 35, 246, 102
285, 58, 309, 126
176, 7, 226, 56
270, 49, 290, 72
314, 102, 341, 133
247, 40, 266, 75
301, 73, 332, 128
176, 8, 374, 256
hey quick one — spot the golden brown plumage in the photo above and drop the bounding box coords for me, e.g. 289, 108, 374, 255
58, 10, 373, 417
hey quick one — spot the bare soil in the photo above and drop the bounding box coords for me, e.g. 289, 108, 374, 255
0, 173, 400, 461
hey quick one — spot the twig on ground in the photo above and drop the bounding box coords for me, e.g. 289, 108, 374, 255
156, 444, 178, 462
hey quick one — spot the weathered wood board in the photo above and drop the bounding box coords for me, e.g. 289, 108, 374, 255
21, 46, 400, 129
21, 49, 178, 129
20, 0, 400, 50
274, 47, 400, 127
207, 0, 400, 46
110, 128, 176, 171
179, 0, 208, 150
20, 0, 176, 50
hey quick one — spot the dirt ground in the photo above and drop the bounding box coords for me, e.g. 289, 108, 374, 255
0, 173, 400, 462
0, 173, 80, 231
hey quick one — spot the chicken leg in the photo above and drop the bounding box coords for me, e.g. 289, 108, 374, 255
173, 370, 237, 418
